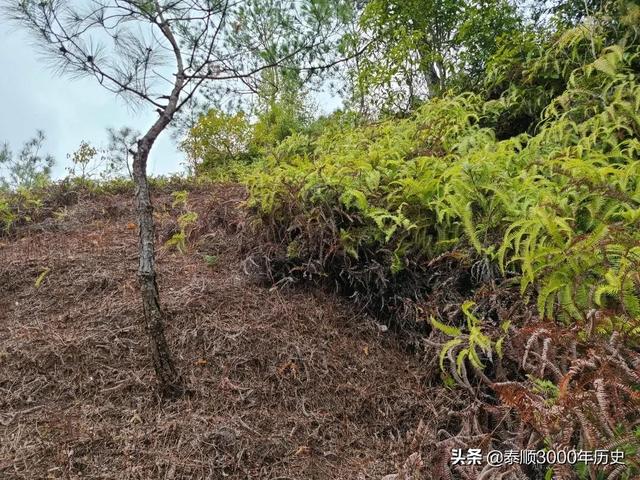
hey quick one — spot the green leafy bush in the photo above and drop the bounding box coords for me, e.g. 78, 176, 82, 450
181, 109, 257, 176
242, 11, 640, 474
246, 33, 640, 339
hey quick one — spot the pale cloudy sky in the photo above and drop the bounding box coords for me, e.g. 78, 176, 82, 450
0, 13, 343, 181
0, 20, 186, 179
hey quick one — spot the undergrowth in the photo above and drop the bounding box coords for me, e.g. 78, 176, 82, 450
243, 7, 640, 478
0, 174, 203, 236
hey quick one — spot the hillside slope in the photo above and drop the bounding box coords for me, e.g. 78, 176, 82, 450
0, 185, 454, 479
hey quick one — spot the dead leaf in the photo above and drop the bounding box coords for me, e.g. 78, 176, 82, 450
129, 412, 142, 424
277, 360, 298, 378
294, 446, 311, 456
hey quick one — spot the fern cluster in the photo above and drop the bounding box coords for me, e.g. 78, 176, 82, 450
246, 31, 640, 340
241, 10, 640, 476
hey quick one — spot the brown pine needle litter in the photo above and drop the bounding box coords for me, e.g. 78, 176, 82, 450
0, 184, 460, 479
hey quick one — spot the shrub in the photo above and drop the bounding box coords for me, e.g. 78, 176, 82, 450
181, 109, 257, 176
243, 11, 640, 475
246, 38, 640, 340
0, 130, 54, 190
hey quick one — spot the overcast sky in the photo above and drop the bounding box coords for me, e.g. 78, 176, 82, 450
0, 13, 345, 182
0, 20, 185, 179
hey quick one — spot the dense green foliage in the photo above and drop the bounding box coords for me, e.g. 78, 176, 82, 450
181, 109, 257, 174
342, 0, 521, 114
239, 2, 640, 476
248, 32, 640, 333
182, 80, 317, 179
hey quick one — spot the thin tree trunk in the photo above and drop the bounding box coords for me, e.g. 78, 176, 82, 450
132, 139, 183, 398
131, 8, 186, 397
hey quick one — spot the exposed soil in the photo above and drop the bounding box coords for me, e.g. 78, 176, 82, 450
0, 184, 457, 479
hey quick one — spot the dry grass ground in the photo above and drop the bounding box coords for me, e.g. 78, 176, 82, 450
0, 184, 457, 479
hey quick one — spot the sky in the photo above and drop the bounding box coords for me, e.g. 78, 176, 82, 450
0, 17, 344, 182
0, 20, 186, 179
